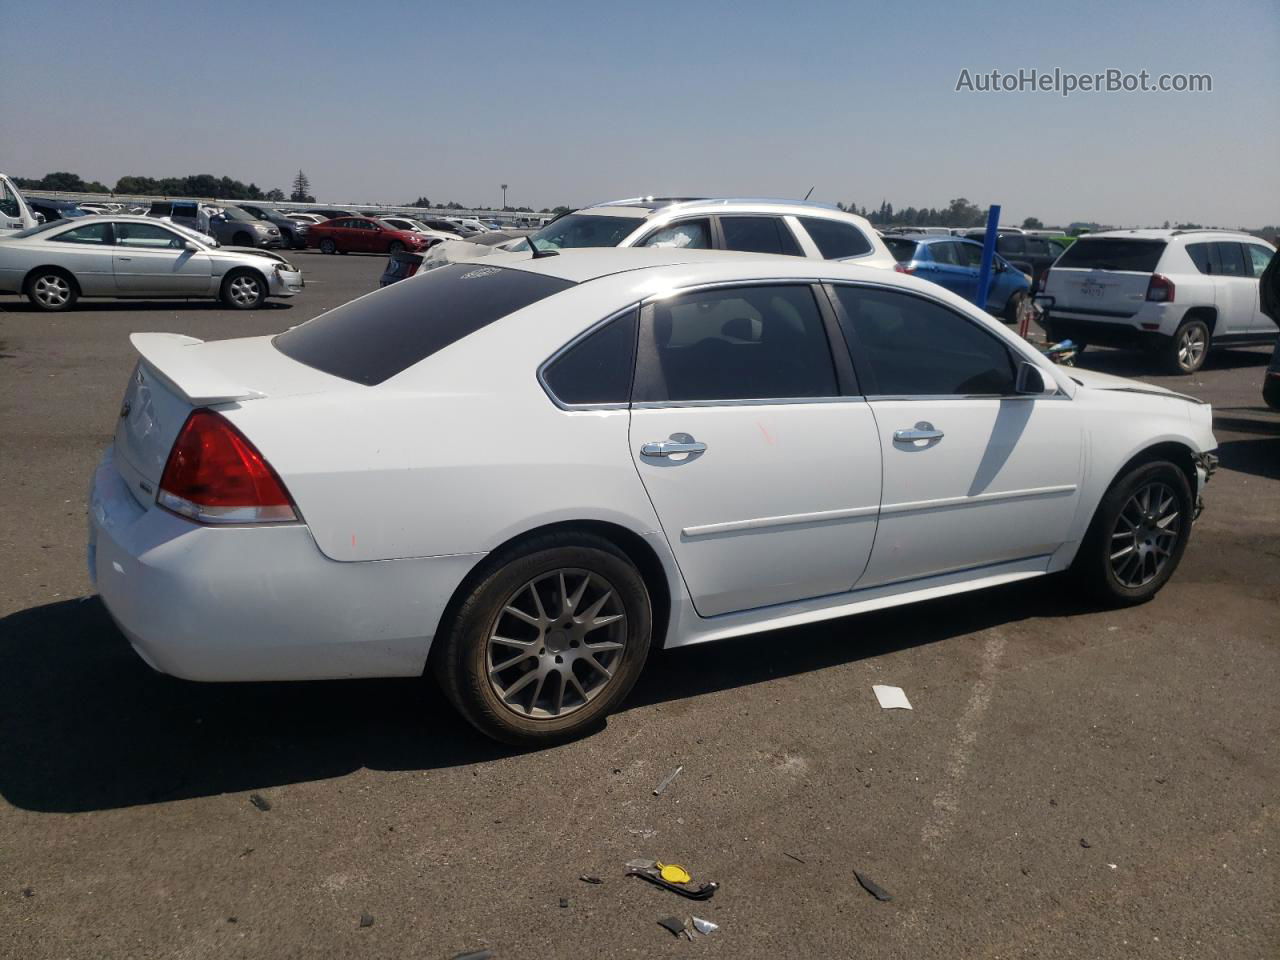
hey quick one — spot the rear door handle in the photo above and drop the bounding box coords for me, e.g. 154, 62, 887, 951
640, 433, 707, 458
893, 423, 944, 443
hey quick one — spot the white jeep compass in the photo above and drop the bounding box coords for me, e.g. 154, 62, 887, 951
1039, 229, 1276, 373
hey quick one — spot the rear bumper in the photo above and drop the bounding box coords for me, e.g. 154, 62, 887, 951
88, 450, 480, 682
1039, 313, 1165, 349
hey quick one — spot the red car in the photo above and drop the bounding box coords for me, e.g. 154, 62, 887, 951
308, 216, 435, 256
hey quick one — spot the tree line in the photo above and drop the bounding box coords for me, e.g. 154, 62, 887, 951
14, 170, 288, 202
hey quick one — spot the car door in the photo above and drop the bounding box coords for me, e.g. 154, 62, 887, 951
1208, 242, 1255, 336
633, 218, 713, 249
921, 241, 972, 298
829, 283, 1082, 587
43, 221, 117, 295
715, 215, 805, 256
629, 282, 882, 617
1246, 243, 1277, 334
112, 221, 213, 295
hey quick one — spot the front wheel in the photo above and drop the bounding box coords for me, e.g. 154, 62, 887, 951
1073, 460, 1193, 606
220, 269, 267, 310
388, 240, 405, 254
433, 534, 652, 745
1163, 317, 1210, 374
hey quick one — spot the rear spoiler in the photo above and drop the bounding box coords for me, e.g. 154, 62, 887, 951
129, 333, 265, 405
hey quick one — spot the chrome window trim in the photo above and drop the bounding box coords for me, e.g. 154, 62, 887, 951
537, 304, 641, 411
632, 396, 863, 410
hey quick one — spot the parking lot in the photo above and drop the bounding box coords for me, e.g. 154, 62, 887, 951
1, 251, 1276, 959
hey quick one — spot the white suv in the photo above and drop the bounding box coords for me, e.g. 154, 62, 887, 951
416, 198, 897, 275
1039, 229, 1277, 373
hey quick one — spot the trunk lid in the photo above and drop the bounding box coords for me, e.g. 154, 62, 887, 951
112, 333, 352, 500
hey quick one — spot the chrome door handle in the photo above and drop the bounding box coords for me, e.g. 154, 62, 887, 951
893, 423, 944, 443
640, 433, 707, 458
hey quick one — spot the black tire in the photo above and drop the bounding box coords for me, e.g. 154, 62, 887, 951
220, 269, 267, 310
388, 240, 405, 254
25, 269, 79, 312
433, 533, 652, 745
1162, 317, 1211, 374
1265, 371, 1280, 410
319, 238, 337, 255
1072, 460, 1193, 606
232, 231, 253, 247
1003, 290, 1027, 324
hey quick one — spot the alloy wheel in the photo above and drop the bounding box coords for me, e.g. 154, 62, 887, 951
1176, 325, 1206, 372
33, 275, 71, 308
486, 568, 627, 719
1110, 481, 1181, 587
227, 275, 261, 306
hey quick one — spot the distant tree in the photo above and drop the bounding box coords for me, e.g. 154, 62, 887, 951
290, 170, 314, 203
1021, 216, 1044, 229
1161, 220, 1170, 229
444, 201, 465, 210
407, 196, 432, 208
266, 188, 285, 202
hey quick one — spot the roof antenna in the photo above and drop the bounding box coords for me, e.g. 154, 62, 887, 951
803, 186, 814, 201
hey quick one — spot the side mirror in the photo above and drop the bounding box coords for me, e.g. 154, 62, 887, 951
994, 259, 1006, 272
183, 240, 199, 252
1015, 361, 1056, 395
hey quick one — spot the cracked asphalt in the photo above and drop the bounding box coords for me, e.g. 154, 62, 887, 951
1, 252, 1276, 959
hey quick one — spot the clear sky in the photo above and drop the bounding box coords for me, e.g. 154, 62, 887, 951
2, 0, 1277, 226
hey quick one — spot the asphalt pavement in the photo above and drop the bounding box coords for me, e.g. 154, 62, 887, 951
1, 251, 1276, 959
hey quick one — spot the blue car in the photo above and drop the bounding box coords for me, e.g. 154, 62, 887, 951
883, 234, 1032, 323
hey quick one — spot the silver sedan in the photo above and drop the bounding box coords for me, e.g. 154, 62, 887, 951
0, 216, 304, 312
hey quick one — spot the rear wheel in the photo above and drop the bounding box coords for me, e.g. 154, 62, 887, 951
1162, 317, 1210, 374
25, 269, 78, 312
319, 238, 337, 255
1073, 460, 1193, 606
433, 533, 652, 745
220, 269, 267, 310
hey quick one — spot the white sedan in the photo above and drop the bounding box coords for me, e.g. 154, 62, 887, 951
0, 216, 303, 311
88, 248, 1217, 744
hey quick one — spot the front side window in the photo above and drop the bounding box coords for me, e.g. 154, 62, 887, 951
51, 222, 113, 245
833, 285, 1017, 396
636, 285, 837, 402
955, 242, 985, 268
797, 217, 873, 260
542, 309, 638, 406
638, 219, 711, 250
719, 216, 803, 256
1214, 242, 1248, 277
1247, 244, 1274, 277
0, 181, 19, 218
275, 263, 576, 386
114, 223, 185, 248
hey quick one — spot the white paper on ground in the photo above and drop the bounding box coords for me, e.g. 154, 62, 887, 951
873, 684, 913, 710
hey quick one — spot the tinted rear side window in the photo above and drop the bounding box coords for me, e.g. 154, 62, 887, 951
883, 237, 918, 262
798, 217, 873, 259
275, 263, 575, 385
542, 309, 638, 405
719, 216, 803, 256
1055, 238, 1166, 272
1186, 242, 1214, 274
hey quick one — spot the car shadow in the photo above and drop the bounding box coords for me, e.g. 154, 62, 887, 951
0, 579, 1101, 813
1073, 346, 1272, 378
0, 299, 294, 313
1214, 436, 1280, 481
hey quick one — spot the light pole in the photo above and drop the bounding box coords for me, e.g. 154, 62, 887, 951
500, 184, 508, 211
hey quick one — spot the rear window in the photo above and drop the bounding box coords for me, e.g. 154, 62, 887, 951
797, 217, 873, 259
883, 236, 918, 262
274, 263, 575, 385
1055, 238, 1166, 272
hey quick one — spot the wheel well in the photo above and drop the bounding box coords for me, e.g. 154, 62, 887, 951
1117, 441, 1197, 495
232, 230, 253, 243
428, 520, 673, 672
1181, 306, 1217, 333
222, 266, 268, 289
23, 265, 79, 294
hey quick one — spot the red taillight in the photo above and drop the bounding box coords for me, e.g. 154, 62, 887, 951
1146, 273, 1175, 303
157, 410, 298, 524
1038, 268, 1050, 292
894, 262, 912, 274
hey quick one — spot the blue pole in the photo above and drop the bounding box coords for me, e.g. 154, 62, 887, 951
973, 204, 1001, 309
